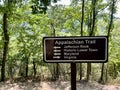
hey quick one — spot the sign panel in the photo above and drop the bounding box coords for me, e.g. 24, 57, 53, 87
43, 36, 108, 63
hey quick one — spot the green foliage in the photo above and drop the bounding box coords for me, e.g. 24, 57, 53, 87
31, 0, 58, 14
0, 0, 119, 83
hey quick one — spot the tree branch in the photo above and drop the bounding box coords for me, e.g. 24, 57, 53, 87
108, 0, 115, 38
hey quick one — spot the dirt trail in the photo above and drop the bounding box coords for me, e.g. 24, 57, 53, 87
0, 81, 120, 90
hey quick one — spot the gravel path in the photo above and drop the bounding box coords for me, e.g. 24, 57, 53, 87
0, 81, 120, 90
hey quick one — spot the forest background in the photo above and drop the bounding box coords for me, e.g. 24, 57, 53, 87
0, 0, 120, 85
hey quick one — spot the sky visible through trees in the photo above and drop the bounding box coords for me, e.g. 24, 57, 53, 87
52, 0, 120, 18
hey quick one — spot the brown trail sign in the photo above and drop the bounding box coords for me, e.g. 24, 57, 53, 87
43, 36, 108, 63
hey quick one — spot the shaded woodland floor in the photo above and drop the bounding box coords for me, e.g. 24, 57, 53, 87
0, 80, 120, 90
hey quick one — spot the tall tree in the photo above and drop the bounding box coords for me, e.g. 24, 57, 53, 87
1, 13, 9, 81
86, 0, 97, 81
1, 0, 12, 81
100, 0, 115, 83
80, 0, 84, 80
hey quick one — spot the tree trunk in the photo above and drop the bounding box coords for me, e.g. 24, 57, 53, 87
105, 65, 108, 82
81, 0, 84, 36
113, 63, 117, 79
107, 0, 115, 37
33, 59, 36, 77
51, 22, 59, 80
99, 63, 104, 82
56, 63, 59, 79
1, 13, 9, 81
9, 66, 13, 82
80, 63, 82, 80
86, 63, 91, 81
89, 0, 96, 36
25, 57, 28, 78
86, 0, 96, 82
79, 0, 85, 80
